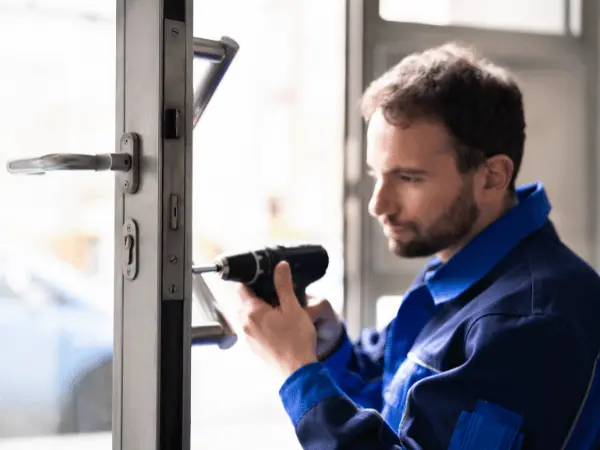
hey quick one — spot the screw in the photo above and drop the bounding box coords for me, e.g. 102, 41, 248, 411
124, 180, 130, 189
126, 268, 131, 276
126, 224, 131, 232
169, 284, 177, 293
124, 138, 129, 145
171, 28, 179, 37
169, 255, 178, 264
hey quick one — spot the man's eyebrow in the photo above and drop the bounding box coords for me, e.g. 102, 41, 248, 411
366, 165, 429, 176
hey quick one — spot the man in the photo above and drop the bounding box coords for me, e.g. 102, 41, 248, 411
231, 43, 600, 449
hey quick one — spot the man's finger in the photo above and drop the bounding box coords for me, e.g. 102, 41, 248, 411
231, 284, 269, 330
273, 261, 298, 311
234, 284, 271, 316
237, 283, 256, 302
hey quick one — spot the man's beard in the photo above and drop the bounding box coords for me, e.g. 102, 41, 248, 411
387, 182, 480, 258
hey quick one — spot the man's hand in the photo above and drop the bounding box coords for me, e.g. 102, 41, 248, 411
234, 261, 319, 384
305, 298, 345, 360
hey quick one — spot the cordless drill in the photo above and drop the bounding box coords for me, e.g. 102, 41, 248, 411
192, 244, 329, 307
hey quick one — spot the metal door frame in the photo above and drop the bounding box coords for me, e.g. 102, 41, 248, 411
111, 1, 240, 447
112, 0, 194, 447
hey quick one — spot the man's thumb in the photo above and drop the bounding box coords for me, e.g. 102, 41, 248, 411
273, 261, 295, 308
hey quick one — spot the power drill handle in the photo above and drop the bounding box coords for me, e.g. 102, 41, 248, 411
251, 277, 309, 308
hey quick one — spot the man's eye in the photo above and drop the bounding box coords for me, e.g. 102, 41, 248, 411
397, 174, 420, 183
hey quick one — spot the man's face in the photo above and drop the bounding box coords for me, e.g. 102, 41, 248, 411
366, 109, 481, 259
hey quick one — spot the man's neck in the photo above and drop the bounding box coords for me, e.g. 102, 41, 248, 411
437, 193, 518, 263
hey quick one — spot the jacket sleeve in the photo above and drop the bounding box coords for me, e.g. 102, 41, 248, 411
278, 314, 595, 450
319, 321, 392, 411
279, 362, 407, 450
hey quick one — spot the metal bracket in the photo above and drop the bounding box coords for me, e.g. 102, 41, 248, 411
122, 218, 138, 280
119, 132, 140, 194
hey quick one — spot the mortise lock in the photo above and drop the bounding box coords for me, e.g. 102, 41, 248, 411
122, 218, 138, 280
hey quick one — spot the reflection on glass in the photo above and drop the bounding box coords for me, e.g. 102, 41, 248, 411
0, 1, 116, 448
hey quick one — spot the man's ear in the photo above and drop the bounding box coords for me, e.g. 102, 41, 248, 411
483, 155, 514, 192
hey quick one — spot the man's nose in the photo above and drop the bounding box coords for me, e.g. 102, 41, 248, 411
368, 178, 395, 218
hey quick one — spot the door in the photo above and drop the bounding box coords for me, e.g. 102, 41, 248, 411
344, 0, 595, 332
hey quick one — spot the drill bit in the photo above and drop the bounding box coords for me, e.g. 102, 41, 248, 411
191, 264, 221, 275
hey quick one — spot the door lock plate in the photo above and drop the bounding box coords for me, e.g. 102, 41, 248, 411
122, 218, 138, 280
120, 132, 140, 194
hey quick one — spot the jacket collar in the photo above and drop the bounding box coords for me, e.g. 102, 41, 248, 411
423, 182, 551, 305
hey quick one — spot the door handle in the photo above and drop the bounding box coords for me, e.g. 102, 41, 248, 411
6, 152, 131, 175
193, 36, 239, 128
191, 271, 237, 349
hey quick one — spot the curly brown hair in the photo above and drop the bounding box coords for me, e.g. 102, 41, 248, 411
361, 42, 525, 192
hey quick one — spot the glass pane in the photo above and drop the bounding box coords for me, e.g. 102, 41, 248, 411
380, 0, 577, 36
0, 1, 115, 449
569, 0, 582, 36
376, 296, 403, 330
191, 0, 345, 449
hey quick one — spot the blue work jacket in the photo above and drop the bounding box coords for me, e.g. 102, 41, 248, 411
279, 182, 600, 449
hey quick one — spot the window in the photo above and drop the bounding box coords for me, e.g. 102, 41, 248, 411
376, 295, 403, 330
380, 0, 582, 36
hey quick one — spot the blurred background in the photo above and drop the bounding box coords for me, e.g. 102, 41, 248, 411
0, 0, 596, 449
